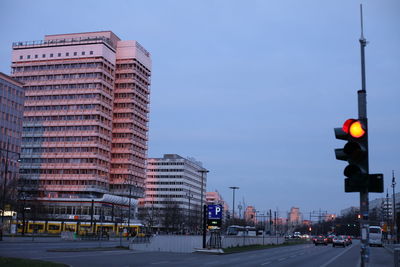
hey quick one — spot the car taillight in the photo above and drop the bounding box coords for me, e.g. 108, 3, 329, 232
324, 238, 327, 241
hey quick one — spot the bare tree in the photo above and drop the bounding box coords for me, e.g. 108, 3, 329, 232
162, 202, 185, 233
138, 204, 160, 233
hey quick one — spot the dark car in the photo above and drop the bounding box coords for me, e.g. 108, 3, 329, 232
314, 235, 328, 246
347, 236, 352, 245
326, 235, 336, 243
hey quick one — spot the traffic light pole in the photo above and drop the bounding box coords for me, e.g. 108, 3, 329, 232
358, 5, 369, 267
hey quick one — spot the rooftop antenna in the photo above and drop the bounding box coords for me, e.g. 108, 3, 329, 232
360, 4, 365, 40
359, 4, 367, 95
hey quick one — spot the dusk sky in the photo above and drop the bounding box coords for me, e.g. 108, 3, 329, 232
1, 0, 399, 218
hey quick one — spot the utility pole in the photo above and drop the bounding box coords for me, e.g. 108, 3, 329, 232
358, 5, 370, 266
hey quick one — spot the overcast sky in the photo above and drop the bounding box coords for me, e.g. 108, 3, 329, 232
1, 0, 399, 218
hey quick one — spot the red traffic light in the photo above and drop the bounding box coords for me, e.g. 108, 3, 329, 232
342, 119, 366, 138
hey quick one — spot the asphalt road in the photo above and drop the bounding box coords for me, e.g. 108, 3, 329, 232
0, 239, 394, 266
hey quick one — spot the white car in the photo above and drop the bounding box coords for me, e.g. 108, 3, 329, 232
332, 236, 346, 247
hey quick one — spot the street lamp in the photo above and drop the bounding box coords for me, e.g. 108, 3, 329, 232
198, 169, 209, 228
392, 170, 397, 243
229, 186, 239, 222
186, 189, 193, 233
1, 140, 20, 241
0, 142, 10, 241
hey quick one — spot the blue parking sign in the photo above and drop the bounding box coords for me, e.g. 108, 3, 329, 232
208, 205, 223, 219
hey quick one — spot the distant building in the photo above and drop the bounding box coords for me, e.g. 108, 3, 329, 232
288, 207, 301, 225
244, 206, 256, 225
0, 72, 24, 218
140, 154, 208, 232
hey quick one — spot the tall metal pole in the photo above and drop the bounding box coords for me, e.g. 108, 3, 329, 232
229, 186, 239, 222
392, 170, 397, 243
1, 139, 10, 241
127, 184, 132, 229
358, 5, 369, 266
198, 169, 209, 231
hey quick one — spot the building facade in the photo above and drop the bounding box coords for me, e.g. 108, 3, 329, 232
10, 31, 151, 223
140, 154, 208, 233
0, 72, 24, 217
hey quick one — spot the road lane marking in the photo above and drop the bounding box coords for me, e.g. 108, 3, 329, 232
278, 257, 287, 262
319, 245, 353, 267
261, 261, 271, 265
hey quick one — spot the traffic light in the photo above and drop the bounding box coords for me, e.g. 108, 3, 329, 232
334, 118, 383, 192
335, 119, 368, 192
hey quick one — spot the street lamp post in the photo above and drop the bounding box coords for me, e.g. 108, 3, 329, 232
229, 186, 239, 222
186, 188, 193, 233
1, 140, 10, 241
392, 170, 397, 243
198, 169, 209, 230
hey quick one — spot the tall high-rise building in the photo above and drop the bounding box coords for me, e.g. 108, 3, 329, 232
10, 31, 151, 221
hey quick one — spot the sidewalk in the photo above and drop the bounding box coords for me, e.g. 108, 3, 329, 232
383, 241, 400, 253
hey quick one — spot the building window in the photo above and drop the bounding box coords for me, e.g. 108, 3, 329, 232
74, 52, 77, 56
81, 51, 85, 55
66, 52, 69, 56
27, 55, 31, 59
19, 55, 23, 59
90, 51, 93, 55
58, 53, 61, 57
50, 53, 53, 58
42, 54, 46, 58
35, 55, 38, 58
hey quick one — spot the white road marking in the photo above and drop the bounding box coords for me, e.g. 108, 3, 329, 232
151, 261, 169, 265
278, 257, 287, 262
261, 261, 271, 265
319, 245, 352, 267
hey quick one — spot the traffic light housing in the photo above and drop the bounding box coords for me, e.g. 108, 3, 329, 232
335, 119, 368, 192
334, 118, 383, 193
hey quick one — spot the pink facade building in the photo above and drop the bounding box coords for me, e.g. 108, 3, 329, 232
11, 31, 151, 221
244, 205, 256, 225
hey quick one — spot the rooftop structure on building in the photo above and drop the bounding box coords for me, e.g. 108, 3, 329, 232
10, 31, 151, 223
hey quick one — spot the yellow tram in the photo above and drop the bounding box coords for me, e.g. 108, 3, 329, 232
12, 220, 144, 236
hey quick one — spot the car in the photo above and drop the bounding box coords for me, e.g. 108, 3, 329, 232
332, 236, 346, 247
347, 236, 352, 245
326, 235, 336, 243
314, 235, 328, 246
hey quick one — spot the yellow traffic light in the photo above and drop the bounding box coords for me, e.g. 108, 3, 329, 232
349, 121, 365, 138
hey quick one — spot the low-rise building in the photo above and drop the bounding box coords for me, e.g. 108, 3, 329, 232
140, 154, 208, 233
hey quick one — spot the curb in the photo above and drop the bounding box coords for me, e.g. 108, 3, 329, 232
195, 248, 224, 254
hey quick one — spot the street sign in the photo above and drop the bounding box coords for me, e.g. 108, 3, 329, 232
208, 205, 223, 220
